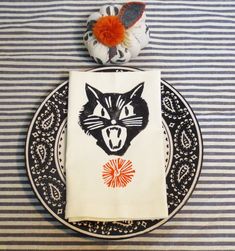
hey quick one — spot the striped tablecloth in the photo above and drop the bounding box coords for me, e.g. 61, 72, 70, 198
0, 0, 234, 250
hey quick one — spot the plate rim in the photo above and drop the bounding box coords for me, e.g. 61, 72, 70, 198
25, 66, 203, 239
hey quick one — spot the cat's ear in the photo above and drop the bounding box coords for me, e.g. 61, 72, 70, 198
85, 83, 102, 101
129, 82, 144, 98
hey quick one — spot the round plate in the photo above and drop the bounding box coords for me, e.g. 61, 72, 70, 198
25, 66, 203, 239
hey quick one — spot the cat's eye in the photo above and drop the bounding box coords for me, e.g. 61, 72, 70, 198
119, 104, 135, 120
93, 103, 110, 119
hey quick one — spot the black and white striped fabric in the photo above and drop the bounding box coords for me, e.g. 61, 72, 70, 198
0, 0, 234, 250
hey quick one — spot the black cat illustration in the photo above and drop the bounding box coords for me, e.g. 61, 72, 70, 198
79, 82, 149, 155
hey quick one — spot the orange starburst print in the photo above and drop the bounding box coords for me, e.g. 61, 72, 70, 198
102, 158, 135, 188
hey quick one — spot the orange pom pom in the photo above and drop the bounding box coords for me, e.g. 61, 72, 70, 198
93, 16, 125, 47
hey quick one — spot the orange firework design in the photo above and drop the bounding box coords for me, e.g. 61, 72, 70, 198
102, 158, 135, 188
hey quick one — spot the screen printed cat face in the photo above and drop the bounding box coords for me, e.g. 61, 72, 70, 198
79, 82, 149, 155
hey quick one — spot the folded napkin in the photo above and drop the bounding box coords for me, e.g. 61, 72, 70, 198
65, 70, 168, 221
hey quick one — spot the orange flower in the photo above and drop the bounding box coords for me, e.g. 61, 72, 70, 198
92, 16, 125, 47
102, 158, 135, 188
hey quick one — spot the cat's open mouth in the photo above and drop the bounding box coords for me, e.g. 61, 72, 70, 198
102, 126, 127, 152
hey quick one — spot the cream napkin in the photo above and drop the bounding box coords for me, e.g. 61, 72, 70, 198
65, 70, 168, 221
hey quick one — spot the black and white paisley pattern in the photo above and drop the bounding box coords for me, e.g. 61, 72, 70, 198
34, 175, 66, 209
35, 100, 61, 136
30, 137, 54, 175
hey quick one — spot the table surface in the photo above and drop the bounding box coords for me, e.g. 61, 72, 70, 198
0, 0, 234, 250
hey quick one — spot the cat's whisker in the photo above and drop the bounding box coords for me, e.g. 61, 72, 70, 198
123, 122, 142, 124
122, 119, 143, 122
83, 117, 100, 121
122, 120, 143, 124
122, 118, 143, 121
123, 120, 142, 124
122, 116, 143, 121
87, 114, 99, 118
86, 121, 103, 125
123, 121, 143, 124
124, 123, 142, 126
87, 122, 103, 129
88, 124, 104, 131
123, 120, 142, 123
123, 122, 142, 125
84, 121, 103, 125
123, 124, 142, 127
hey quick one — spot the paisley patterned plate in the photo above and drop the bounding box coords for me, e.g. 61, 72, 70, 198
25, 66, 203, 239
